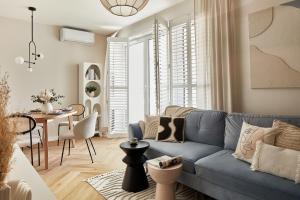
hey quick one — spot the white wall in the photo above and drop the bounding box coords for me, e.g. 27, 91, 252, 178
235, 0, 300, 115
0, 17, 106, 138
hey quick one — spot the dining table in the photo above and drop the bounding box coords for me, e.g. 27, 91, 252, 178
29, 110, 77, 169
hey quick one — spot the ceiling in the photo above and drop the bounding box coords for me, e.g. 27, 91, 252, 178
0, 0, 184, 35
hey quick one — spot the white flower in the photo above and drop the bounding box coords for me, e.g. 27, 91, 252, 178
45, 90, 53, 98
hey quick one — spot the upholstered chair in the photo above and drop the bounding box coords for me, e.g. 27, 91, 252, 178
57, 104, 85, 145
59, 112, 98, 165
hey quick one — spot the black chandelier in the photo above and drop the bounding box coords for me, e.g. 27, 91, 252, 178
15, 7, 44, 72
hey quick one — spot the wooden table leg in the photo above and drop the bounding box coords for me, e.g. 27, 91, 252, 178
43, 121, 48, 169
68, 116, 75, 148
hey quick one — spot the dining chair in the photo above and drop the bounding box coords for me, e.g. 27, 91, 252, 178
57, 104, 85, 146
59, 112, 98, 165
36, 125, 43, 146
8, 114, 41, 166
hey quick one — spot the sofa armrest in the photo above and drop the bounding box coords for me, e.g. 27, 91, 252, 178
128, 123, 143, 140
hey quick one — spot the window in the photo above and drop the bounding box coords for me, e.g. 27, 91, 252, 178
170, 16, 197, 107
107, 15, 208, 135
127, 36, 155, 120
107, 38, 128, 134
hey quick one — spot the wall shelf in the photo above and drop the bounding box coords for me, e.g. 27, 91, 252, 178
79, 62, 103, 136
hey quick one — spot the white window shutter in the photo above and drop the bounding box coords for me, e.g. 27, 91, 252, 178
154, 18, 169, 114
107, 38, 128, 134
170, 16, 197, 107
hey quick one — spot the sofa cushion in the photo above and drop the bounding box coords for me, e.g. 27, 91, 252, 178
184, 110, 226, 147
195, 150, 300, 200
225, 113, 300, 150
144, 139, 222, 174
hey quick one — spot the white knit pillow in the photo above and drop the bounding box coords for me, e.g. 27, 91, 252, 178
233, 121, 278, 163
251, 141, 300, 183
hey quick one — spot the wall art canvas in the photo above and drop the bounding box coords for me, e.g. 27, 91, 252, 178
249, 0, 300, 88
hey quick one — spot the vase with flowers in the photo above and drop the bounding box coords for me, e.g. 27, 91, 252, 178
0, 73, 16, 197
85, 85, 97, 97
31, 89, 64, 113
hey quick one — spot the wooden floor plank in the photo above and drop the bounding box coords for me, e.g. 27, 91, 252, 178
23, 137, 127, 200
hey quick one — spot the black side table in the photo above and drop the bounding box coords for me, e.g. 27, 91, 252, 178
120, 141, 150, 192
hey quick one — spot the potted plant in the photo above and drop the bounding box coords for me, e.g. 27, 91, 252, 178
31, 89, 64, 113
85, 85, 97, 97
0, 73, 16, 198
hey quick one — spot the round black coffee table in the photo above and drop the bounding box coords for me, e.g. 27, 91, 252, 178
120, 141, 150, 192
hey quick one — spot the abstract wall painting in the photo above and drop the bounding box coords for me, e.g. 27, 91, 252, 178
248, 0, 300, 88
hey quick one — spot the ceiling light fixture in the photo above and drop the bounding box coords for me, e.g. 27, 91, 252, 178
100, 0, 149, 17
15, 7, 44, 72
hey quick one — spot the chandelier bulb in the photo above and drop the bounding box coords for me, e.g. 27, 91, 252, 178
15, 57, 25, 65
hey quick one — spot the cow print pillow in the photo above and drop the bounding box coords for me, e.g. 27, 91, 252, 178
156, 117, 185, 142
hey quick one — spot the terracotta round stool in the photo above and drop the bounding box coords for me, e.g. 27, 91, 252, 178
148, 163, 183, 200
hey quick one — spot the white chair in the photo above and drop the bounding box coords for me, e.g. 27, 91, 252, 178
57, 104, 85, 146
59, 112, 98, 165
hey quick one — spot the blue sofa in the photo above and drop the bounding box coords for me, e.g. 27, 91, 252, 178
129, 110, 300, 200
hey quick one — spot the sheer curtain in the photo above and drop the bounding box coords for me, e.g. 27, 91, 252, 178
195, 0, 236, 112
101, 38, 109, 129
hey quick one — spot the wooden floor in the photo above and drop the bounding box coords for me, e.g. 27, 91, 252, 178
23, 137, 127, 200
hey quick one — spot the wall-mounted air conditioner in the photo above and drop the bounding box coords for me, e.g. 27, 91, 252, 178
60, 28, 95, 45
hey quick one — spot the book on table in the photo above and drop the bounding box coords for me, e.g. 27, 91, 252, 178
147, 155, 182, 169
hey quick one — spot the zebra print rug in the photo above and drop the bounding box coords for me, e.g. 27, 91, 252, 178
85, 169, 213, 200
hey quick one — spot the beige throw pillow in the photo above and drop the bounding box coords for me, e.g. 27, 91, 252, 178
251, 141, 300, 184
143, 116, 159, 139
138, 120, 145, 136
273, 120, 300, 151
233, 122, 278, 163
164, 105, 196, 117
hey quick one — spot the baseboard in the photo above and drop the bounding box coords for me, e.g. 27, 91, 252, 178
106, 133, 127, 138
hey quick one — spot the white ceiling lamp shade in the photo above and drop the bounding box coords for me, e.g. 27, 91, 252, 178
100, 0, 149, 17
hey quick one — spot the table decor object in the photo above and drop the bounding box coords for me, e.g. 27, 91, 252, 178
29, 109, 41, 113
129, 137, 138, 146
47, 110, 64, 115
62, 107, 73, 112
85, 85, 97, 97
31, 89, 64, 113
147, 155, 183, 169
